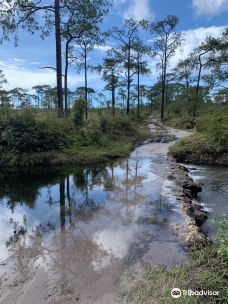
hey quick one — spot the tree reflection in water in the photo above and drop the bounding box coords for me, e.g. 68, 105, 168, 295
0, 158, 181, 302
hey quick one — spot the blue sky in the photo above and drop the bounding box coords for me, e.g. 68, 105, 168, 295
0, 0, 227, 95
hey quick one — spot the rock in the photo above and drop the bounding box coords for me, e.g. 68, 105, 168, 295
194, 210, 208, 227
183, 205, 194, 215
189, 167, 197, 171
183, 188, 193, 199
191, 202, 203, 211
182, 166, 189, 172
182, 181, 202, 197
167, 174, 175, 180
184, 198, 192, 204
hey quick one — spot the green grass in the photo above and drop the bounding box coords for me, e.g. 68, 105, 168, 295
120, 218, 228, 304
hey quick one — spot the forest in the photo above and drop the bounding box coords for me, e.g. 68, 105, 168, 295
0, 1, 227, 304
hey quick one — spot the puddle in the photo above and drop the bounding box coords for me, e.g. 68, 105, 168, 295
0, 141, 190, 303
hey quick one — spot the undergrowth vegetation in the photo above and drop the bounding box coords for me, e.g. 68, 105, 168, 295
0, 107, 151, 168
168, 103, 228, 165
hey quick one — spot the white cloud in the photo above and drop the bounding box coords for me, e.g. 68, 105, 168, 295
93, 225, 138, 260
0, 60, 7, 67
0, 60, 101, 91
192, 0, 228, 17
13, 57, 26, 63
124, 0, 154, 20
114, 0, 154, 20
0, 207, 26, 261
30, 61, 41, 65
169, 25, 226, 68
146, 25, 226, 80
94, 45, 112, 52
1, 64, 57, 90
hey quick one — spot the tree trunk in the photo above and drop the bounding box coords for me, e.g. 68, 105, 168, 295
84, 50, 88, 119
126, 44, 131, 114
165, 81, 169, 109
186, 79, 189, 103
37, 93, 40, 108
111, 73, 115, 116
186, 79, 189, 114
127, 74, 130, 114
64, 40, 70, 114
54, 0, 64, 117
161, 54, 167, 121
194, 61, 202, 117
137, 52, 140, 118
150, 96, 153, 111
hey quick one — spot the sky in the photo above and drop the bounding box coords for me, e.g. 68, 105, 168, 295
0, 0, 227, 95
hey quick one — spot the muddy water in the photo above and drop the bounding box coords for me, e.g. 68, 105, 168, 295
186, 165, 228, 237
0, 139, 190, 304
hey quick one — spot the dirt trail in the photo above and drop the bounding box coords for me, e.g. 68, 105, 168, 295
146, 118, 191, 154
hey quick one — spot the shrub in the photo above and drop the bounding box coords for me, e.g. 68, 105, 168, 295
0, 107, 12, 125
99, 114, 111, 133
71, 98, 86, 127
166, 116, 196, 129
111, 115, 133, 134
196, 114, 228, 152
0, 110, 70, 152
82, 117, 104, 146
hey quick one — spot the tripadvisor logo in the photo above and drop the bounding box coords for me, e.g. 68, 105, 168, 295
171, 288, 219, 298
171, 288, 181, 298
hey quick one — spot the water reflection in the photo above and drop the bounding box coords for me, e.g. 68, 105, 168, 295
0, 155, 190, 303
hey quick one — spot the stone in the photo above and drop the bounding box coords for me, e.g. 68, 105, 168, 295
194, 210, 208, 227
192, 202, 203, 211
183, 188, 193, 199
182, 181, 202, 197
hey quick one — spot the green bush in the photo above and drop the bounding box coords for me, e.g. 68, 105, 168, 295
71, 98, 86, 126
166, 116, 196, 129
0, 107, 12, 125
82, 117, 104, 146
99, 114, 111, 133
196, 114, 228, 152
111, 115, 133, 134
0, 110, 70, 152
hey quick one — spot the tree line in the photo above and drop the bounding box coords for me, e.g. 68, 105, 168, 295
0, 1, 227, 120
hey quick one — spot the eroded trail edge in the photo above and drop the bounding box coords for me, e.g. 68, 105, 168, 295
149, 118, 210, 247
